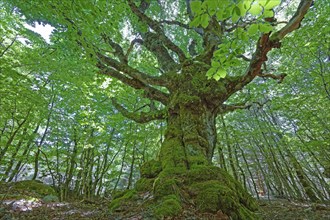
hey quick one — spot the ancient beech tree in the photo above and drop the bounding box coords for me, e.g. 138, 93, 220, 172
9, 0, 314, 219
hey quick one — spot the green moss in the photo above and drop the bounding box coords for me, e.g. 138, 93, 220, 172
109, 189, 137, 212
238, 206, 259, 220
178, 94, 200, 103
135, 178, 154, 192
189, 180, 259, 220
185, 166, 227, 184
13, 180, 56, 196
189, 180, 228, 213
140, 159, 162, 178
187, 155, 208, 167
158, 167, 186, 178
112, 189, 127, 199
153, 194, 182, 218
159, 138, 187, 169
153, 177, 180, 199
0, 194, 37, 201
42, 195, 59, 203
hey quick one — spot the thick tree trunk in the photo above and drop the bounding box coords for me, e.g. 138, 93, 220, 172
112, 100, 258, 219
110, 65, 259, 219
160, 99, 216, 169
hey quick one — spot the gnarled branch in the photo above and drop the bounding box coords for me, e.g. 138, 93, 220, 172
97, 61, 169, 104
257, 72, 287, 83
160, 20, 190, 29
97, 52, 166, 87
126, 38, 143, 58
218, 100, 269, 114
225, 0, 313, 98
111, 98, 166, 123
217, 103, 251, 114
101, 34, 127, 64
271, 0, 314, 41
127, 0, 186, 63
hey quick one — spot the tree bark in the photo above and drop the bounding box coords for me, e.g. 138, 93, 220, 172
131, 93, 258, 219
160, 99, 217, 169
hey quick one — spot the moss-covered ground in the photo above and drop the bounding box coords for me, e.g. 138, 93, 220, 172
1, 195, 330, 219
119, 161, 258, 220
1, 180, 330, 219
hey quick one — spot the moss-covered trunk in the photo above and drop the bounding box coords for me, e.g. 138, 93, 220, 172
151, 101, 258, 219
134, 103, 259, 219
110, 65, 259, 219
160, 100, 216, 169
159, 61, 226, 169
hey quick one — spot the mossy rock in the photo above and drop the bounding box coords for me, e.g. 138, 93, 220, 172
189, 180, 258, 220
42, 194, 59, 203
128, 165, 258, 219
0, 194, 35, 200
109, 189, 138, 212
153, 177, 180, 199
12, 180, 56, 197
135, 178, 155, 192
140, 159, 162, 178
153, 194, 182, 218
184, 165, 258, 211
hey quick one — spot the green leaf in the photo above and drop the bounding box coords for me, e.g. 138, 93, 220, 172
249, 3, 262, 16
189, 16, 201, 27
248, 23, 259, 35
234, 6, 241, 16
240, 31, 248, 41
200, 13, 210, 28
263, 9, 274, 18
214, 68, 227, 80
258, 0, 267, 7
205, 0, 217, 15
237, 2, 248, 16
213, 74, 221, 81
216, 9, 224, 21
259, 23, 273, 33
265, 0, 281, 9
211, 60, 221, 67
206, 67, 217, 78
232, 8, 240, 22
219, 54, 227, 63
190, 1, 202, 14
243, 0, 253, 9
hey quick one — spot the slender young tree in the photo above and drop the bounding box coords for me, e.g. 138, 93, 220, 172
5, 0, 314, 218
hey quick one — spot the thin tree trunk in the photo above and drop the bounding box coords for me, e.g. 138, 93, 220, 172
127, 140, 137, 189
112, 142, 128, 193
0, 108, 31, 162
7, 122, 40, 182
3, 127, 28, 180
32, 94, 55, 180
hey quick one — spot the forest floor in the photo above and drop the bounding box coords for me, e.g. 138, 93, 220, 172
1, 197, 330, 220
0, 181, 329, 220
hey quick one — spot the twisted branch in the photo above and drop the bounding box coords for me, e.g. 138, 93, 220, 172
111, 98, 166, 123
